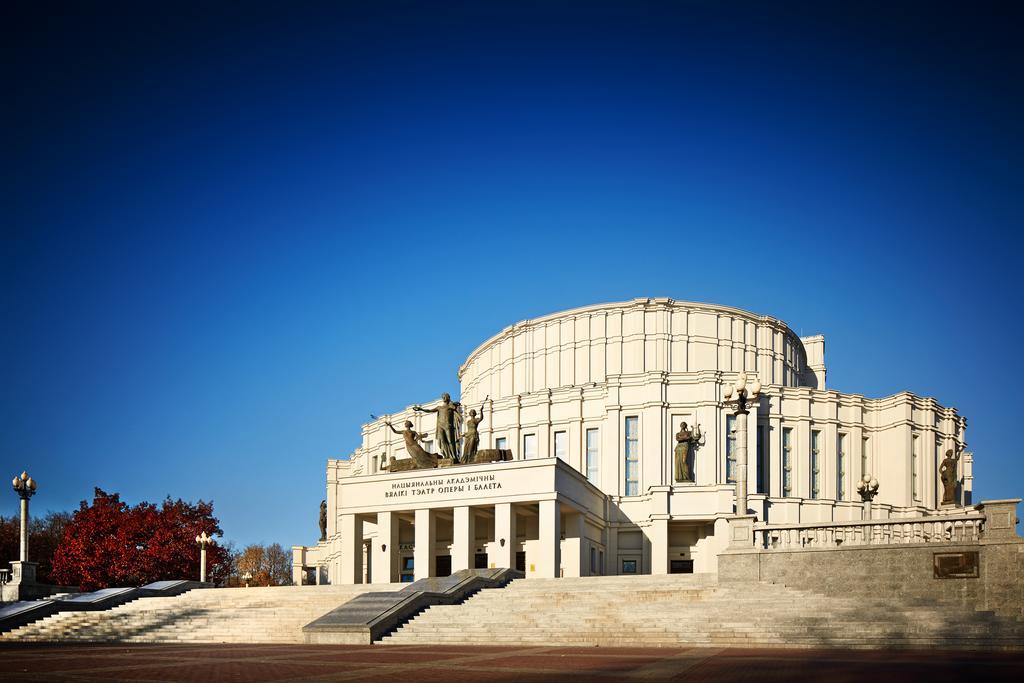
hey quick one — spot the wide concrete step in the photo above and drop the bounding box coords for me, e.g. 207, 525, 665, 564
1, 584, 404, 644
381, 577, 1024, 651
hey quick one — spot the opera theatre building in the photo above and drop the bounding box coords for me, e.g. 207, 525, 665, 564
293, 298, 972, 585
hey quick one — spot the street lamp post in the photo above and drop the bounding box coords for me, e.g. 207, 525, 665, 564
857, 475, 880, 520
722, 373, 761, 516
11, 471, 37, 562
195, 531, 214, 583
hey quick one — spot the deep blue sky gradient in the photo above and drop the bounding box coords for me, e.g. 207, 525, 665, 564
3, 1, 1022, 547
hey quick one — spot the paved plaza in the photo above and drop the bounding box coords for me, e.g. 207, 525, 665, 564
1, 643, 1022, 682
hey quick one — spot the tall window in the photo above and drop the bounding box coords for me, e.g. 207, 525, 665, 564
586, 428, 599, 483
523, 434, 537, 460
810, 430, 821, 499
782, 428, 793, 497
862, 436, 870, 477
554, 431, 568, 462
725, 415, 737, 483
423, 440, 433, 453
624, 417, 639, 496
495, 436, 507, 451
912, 434, 919, 501
756, 425, 766, 493
837, 433, 847, 501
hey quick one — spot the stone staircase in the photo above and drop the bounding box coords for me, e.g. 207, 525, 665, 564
1, 583, 401, 644
380, 574, 1024, 650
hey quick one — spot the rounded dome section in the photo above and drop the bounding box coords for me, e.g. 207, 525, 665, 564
458, 298, 811, 404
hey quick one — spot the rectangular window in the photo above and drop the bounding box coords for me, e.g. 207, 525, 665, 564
862, 436, 870, 478
810, 430, 821, 499
726, 415, 737, 483
523, 433, 537, 460
624, 417, 639, 496
423, 440, 433, 453
756, 425, 766, 493
912, 434, 920, 502
782, 428, 793, 497
554, 430, 568, 462
495, 436, 507, 451
837, 433, 847, 501
586, 428, 599, 483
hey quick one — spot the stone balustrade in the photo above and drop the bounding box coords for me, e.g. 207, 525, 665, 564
752, 513, 986, 550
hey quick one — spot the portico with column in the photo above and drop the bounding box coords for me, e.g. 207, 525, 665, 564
327, 458, 607, 584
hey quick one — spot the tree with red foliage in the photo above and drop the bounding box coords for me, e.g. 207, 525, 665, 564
51, 489, 229, 591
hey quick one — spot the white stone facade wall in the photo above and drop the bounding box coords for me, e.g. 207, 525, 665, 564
350, 299, 966, 518
457, 298, 813, 403
306, 299, 970, 581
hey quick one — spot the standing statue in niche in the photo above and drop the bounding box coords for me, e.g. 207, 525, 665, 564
386, 420, 437, 468
318, 500, 327, 542
413, 393, 463, 462
673, 422, 703, 483
460, 400, 487, 464
939, 447, 961, 505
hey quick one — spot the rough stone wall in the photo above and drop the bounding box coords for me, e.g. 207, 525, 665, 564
719, 540, 1024, 619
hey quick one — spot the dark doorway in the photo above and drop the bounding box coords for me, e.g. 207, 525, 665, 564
474, 553, 489, 569
670, 559, 694, 574
435, 555, 452, 577
515, 551, 526, 572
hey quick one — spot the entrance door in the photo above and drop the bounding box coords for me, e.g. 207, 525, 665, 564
474, 553, 488, 569
435, 555, 452, 577
670, 559, 694, 574
620, 555, 641, 575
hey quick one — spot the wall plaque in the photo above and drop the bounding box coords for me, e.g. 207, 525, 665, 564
933, 551, 979, 579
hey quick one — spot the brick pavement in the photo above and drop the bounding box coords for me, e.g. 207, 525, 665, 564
0, 643, 1022, 682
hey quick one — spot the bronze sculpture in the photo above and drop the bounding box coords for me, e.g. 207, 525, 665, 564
413, 393, 463, 463
386, 420, 437, 469
461, 404, 486, 464
673, 422, 702, 482
939, 448, 961, 505
319, 500, 327, 542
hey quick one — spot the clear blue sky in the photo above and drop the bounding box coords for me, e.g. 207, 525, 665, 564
3, 2, 1022, 548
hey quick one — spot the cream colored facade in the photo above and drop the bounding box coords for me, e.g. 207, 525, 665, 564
294, 298, 972, 584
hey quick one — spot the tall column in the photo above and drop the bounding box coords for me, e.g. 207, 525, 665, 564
414, 508, 436, 580
19, 497, 28, 561
452, 506, 476, 572
372, 511, 399, 584
649, 517, 669, 575
538, 499, 561, 578
735, 410, 749, 514
562, 511, 587, 577
340, 514, 363, 584
493, 503, 516, 569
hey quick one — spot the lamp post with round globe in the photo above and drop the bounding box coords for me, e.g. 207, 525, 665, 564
857, 475, 880, 520
722, 373, 761, 515
195, 531, 214, 583
11, 471, 37, 563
